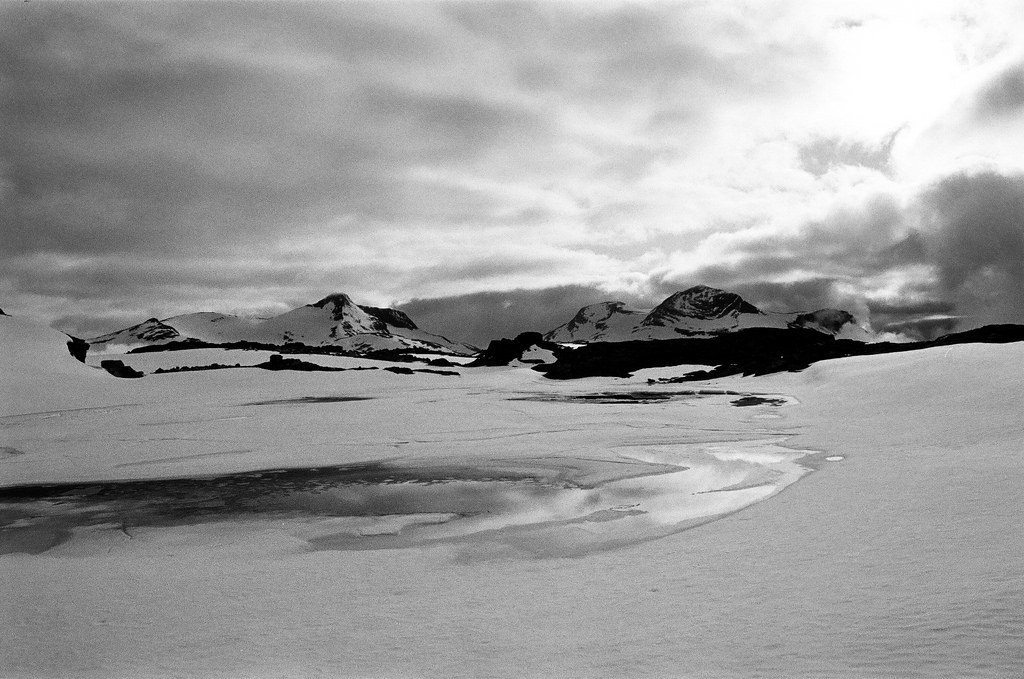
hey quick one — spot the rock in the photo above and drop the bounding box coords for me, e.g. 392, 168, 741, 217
468, 332, 562, 366
256, 355, 343, 372
66, 336, 89, 363
99, 360, 144, 378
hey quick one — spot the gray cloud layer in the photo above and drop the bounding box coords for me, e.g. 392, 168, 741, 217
3, 2, 1024, 342
398, 285, 640, 347
649, 168, 1024, 338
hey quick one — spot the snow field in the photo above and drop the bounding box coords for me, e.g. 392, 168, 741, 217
2, 314, 1023, 677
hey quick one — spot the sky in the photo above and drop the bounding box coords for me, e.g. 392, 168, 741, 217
4, 0, 1024, 345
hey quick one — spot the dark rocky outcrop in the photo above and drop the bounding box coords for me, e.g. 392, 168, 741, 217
128, 338, 215, 352
536, 323, 1024, 380
383, 366, 460, 376
127, 339, 444, 365
359, 305, 418, 330
468, 332, 563, 367
931, 324, 1024, 345
788, 309, 857, 334
66, 336, 89, 363
536, 327, 845, 379
256, 355, 344, 372
153, 363, 245, 374
99, 360, 144, 378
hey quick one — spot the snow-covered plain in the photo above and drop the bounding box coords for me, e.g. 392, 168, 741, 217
2, 315, 1023, 677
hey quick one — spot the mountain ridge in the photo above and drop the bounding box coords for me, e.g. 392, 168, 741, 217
545, 285, 866, 342
87, 293, 476, 356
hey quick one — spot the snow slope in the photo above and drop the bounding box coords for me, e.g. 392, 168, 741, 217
544, 301, 647, 342
0, 315, 132, 415
2, 314, 1023, 677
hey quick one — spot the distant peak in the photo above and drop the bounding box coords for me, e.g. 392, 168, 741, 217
572, 301, 629, 320
680, 284, 719, 295
312, 293, 355, 309
645, 285, 760, 324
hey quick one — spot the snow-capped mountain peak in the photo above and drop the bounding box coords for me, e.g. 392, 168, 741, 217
89, 317, 182, 346
306, 294, 419, 333
641, 285, 762, 327
87, 293, 475, 356
311, 293, 360, 319
302, 293, 387, 335
544, 301, 646, 343
545, 285, 862, 343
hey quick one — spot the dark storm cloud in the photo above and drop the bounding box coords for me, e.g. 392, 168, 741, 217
651, 168, 1024, 335
653, 192, 914, 309
725, 279, 847, 314
866, 299, 958, 339
5, 1, 769, 317
9, 1, 1015, 340
0, 2, 550, 262
398, 285, 638, 347
916, 169, 1024, 325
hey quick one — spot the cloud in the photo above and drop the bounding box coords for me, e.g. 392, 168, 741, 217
398, 285, 638, 347
971, 62, 1024, 120
915, 168, 1024, 326
4, 1, 1024, 340
798, 133, 899, 176
865, 299, 958, 338
644, 165, 1024, 337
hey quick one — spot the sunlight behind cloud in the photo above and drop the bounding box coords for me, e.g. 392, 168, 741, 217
3, 1, 1024, 338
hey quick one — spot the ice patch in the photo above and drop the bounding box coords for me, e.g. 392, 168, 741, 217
0, 442, 819, 558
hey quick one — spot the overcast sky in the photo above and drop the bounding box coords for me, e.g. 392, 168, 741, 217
4, 1, 1024, 344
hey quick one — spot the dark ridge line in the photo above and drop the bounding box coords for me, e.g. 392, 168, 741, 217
123, 338, 467, 362
534, 323, 1024, 380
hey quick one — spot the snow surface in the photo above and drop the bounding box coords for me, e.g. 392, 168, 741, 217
2, 314, 1023, 677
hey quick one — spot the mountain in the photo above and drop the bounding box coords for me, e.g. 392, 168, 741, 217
544, 301, 646, 343
87, 293, 477, 356
545, 285, 864, 342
